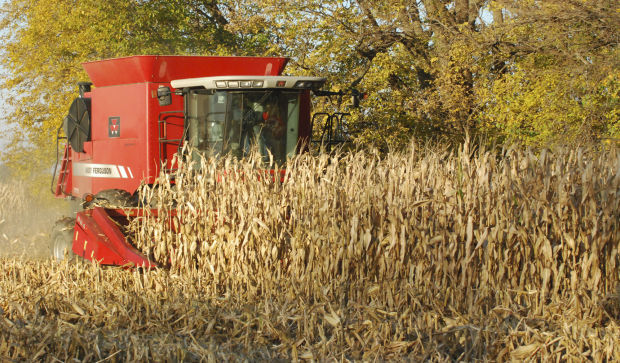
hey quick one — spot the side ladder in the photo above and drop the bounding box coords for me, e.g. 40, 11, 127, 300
54, 144, 72, 197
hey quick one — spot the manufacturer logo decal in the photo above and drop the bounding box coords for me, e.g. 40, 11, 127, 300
109, 117, 121, 138
85, 166, 113, 176
73, 163, 135, 179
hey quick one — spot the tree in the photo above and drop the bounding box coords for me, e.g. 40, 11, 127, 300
227, 0, 499, 148
228, 0, 618, 148
481, 0, 619, 146
1, 0, 617, 189
1, 0, 134, 186
0, 0, 252, 186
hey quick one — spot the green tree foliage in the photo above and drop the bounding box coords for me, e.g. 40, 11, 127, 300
1, 0, 127, 179
228, 0, 490, 148
0, 0, 617, 185
0, 0, 248, 181
228, 0, 619, 148
481, 0, 619, 146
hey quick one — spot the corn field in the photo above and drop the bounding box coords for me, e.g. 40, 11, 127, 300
1, 143, 619, 361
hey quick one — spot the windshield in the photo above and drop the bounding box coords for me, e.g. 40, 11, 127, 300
186, 90, 301, 165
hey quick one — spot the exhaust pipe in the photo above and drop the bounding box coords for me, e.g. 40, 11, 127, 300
77, 81, 92, 97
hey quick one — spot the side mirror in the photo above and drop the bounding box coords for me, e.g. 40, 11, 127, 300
157, 86, 172, 106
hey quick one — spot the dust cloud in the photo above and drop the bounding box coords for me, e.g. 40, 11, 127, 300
0, 180, 76, 259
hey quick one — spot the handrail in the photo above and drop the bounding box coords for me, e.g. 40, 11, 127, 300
157, 110, 184, 173
311, 112, 351, 152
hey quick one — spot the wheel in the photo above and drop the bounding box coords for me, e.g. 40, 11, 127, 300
51, 218, 75, 262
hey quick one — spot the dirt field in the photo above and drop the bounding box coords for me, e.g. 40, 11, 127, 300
0, 144, 618, 361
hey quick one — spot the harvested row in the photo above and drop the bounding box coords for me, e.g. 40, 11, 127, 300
1, 143, 619, 361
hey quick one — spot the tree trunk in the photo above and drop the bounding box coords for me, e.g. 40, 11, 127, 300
455, 0, 469, 24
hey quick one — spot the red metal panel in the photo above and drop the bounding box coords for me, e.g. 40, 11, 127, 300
68, 81, 187, 197
83, 55, 289, 87
73, 215, 122, 264
69, 84, 149, 196
72, 208, 156, 267
71, 141, 93, 198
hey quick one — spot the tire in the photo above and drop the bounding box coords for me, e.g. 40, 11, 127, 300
51, 217, 75, 262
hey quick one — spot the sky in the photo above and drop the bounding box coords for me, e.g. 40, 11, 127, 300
0, 0, 9, 152
0, 100, 10, 154
0, 71, 9, 153
0, 86, 9, 150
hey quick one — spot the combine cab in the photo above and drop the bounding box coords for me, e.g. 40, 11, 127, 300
51, 55, 328, 266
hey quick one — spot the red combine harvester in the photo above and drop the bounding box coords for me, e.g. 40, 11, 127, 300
51, 55, 333, 266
